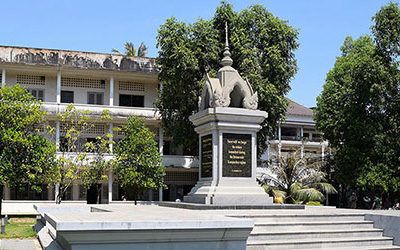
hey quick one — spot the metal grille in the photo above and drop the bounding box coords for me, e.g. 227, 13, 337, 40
61, 77, 105, 89
85, 124, 106, 135
118, 81, 145, 92
16, 75, 45, 85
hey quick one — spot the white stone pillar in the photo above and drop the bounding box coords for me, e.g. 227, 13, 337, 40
54, 183, 60, 202
278, 124, 281, 142
321, 144, 325, 161
109, 123, 113, 152
159, 187, 163, 202
56, 121, 60, 150
47, 186, 54, 201
1, 69, 6, 87
158, 127, 164, 155
108, 170, 113, 203
72, 183, 79, 200
109, 76, 114, 106
56, 70, 61, 104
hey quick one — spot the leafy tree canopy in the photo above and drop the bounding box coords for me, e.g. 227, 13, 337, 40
315, 3, 400, 193
0, 84, 56, 197
156, 1, 298, 154
114, 116, 165, 204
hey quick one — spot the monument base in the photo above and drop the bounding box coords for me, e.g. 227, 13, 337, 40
184, 179, 273, 205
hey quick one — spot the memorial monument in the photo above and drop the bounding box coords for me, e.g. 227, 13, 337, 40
184, 25, 273, 205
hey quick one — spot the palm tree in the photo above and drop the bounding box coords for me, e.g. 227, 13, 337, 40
260, 150, 337, 204
137, 42, 148, 57
112, 41, 147, 57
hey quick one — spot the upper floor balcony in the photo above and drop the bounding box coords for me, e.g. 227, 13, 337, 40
56, 152, 198, 169
42, 102, 160, 121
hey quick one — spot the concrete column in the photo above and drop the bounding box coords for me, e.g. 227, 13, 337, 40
321, 144, 325, 161
54, 183, 60, 201
266, 137, 270, 161
109, 76, 114, 106
108, 171, 113, 203
72, 183, 79, 200
109, 123, 113, 152
300, 126, 304, 158
56, 121, 60, 150
158, 125, 164, 202
158, 127, 164, 155
47, 186, 54, 201
1, 69, 6, 87
278, 124, 281, 142
56, 70, 61, 104
159, 187, 163, 202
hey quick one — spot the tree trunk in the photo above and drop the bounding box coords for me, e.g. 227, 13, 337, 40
0, 185, 3, 218
133, 187, 137, 205
96, 184, 101, 204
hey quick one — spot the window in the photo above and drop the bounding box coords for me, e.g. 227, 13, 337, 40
119, 94, 144, 107
16, 75, 45, 85
29, 89, 44, 101
87, 92, 104, 105
61, 91, 74, 103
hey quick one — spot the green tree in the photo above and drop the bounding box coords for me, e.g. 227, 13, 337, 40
260, 150, 336, 204
80, 110, 114, 204
156, 1, 298, 154
53, 104, 93, 204
315, 3, 400, 196
114, 116, 165, 205
0, 85, 56, 213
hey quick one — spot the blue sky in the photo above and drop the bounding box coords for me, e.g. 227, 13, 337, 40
1, 0, 396, 107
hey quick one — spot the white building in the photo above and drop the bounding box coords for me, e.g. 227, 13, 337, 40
0, 45, 327, 203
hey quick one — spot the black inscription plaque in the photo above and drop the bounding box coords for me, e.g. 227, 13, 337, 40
222, 133, 252, 177
200, 134, 213, 178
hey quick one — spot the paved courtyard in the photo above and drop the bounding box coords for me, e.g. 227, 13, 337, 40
0, 239, 41, 250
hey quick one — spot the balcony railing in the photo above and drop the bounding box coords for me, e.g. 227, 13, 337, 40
42, 102, 160, 120
281, 135, 301, 141
55, 152, 198, 169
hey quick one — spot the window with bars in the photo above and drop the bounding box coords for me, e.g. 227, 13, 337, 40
28, 89, 44, 101
16, 75, 46, 85
119, 81, 145, 92
61, 77, 105, 89
87, 92, 104, 105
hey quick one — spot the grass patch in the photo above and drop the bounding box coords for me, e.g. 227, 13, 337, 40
0, 217, 36, 239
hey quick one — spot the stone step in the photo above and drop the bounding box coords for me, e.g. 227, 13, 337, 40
247, 237, 394, 250
252, 220, 374, 232
230, 213, 366, 223
296, 247, 400, 250
248, 228, 383, 241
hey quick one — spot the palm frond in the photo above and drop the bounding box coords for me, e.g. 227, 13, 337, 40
271, 189, 286, 199
294, 187, 325, 202
111, 48, 121, 54
313, 182, 337, 194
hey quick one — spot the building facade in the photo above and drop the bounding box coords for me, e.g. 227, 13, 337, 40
0, 45, 327, 203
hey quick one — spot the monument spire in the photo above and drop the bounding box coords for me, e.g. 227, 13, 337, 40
221, 22, 233, 67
